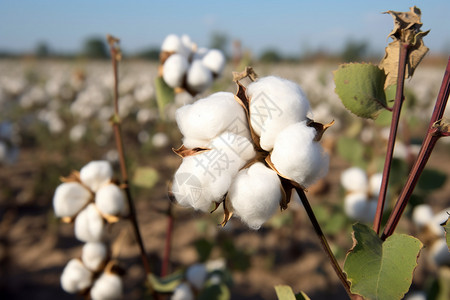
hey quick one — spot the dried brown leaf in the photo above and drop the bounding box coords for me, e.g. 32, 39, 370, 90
172, 145, 211, 158
220, 195, 233, 227
384, 6, 423, 41
307, 119, 335, 142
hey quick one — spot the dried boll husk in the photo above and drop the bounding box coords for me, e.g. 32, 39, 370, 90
246, 76, 311, 151
340, 167, 369, 193
271, 121, 329, 188
163, 54, 189, 89
82, 242, 108, 272
171, 282, 194, 300
79, 160, 113, 192
60, 258, 93, 294
202, 49, 226, 75
229, 162, 282, 230
90, 272, 123, 300
53, 182, 91, 218
75, 204, 105, 242
95, 184, 128, 218
186, 60, 213, 93
186, 263, 207, 290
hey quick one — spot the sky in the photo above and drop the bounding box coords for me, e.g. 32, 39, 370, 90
1, 0, 449, 56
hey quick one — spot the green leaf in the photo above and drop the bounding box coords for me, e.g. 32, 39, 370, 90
155, 76, 175, 120
334, 63, 387, 119
194, 238, 214, 262
444, 217, 450, 252
344, 223, 422, 300
274, 285, 297, 300
132, 167, 159, 189
295, 291, 311, 300
198, 284, 230, 300
147, 271, 183, 293
417, 168, 447, 191
336, 136, 367, 168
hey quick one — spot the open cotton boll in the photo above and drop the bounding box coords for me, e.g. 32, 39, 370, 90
80, 160, 113, 192
82, 242, 108, 272
429, 239, 450, 266
340, 167, 369, 193
161, 34, 189, 57
176, 92, 250, 148
271, 122, 329, 188
75, 204, 105, 242
369, 173, 383, 197
181, 34, 195, 56
53, 182, 92, 218
186, 60, 213, 93
412, 204, 434, 228
246, 76, 310, 151
171, 283, 194, 300
432, 208, 450, 227
95, 184, 128, 217
60, 258, 93, 294
229, 162, 282, 230
186, 263, 207, 290
90, 273, 123, 300
163, 54, 189, 89
344, 192, 372, 222
202, 49, 226, 75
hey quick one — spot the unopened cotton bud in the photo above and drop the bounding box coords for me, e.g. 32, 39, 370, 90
369, 173, 383, 197
271, 122, 329, 188
202, 49, 226, 75
95, 184, 128, 217
344, 192, 372, 222
75, 204, 105, 242
186, 60, 213, 93
80, 161, 113, 192
171, 283, 194, 300
340, 167, 369, 193
229, 162, 282, 230
60, 258, 93, 294
246, 76, 310, 151
429, 239, 450, 266
82, 242, 108, 272
53, 182, 91, 218
90, 272, 123, 300
412, 204, 434, 228
163, 54, 189, 88
186, 263, 207, 290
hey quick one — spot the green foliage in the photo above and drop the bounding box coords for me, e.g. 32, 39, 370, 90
445, 218, 450, 252
82, 37, 109, 59
259, 48, 283, 63
337, 136, 367, 168
148, 271, 183, 293
340, 39, 369, 62
275, 285, 310, 300
198, 283, 230, 300
132, 167, 159, 189
194, 238, 214, 262
154, 76, 175, 120
417, 169, 447, 191
344, 223, 422, 300
334, 63, 388, 119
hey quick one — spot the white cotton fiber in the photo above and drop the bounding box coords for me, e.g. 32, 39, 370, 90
80, 160, 113, 192
246, 76, 311, 151
369, 173, 383, 197
95, 184, 128, 217
75, 204, 105, 242
412, 204, 434, 228
186, 60, 213, 93
82, 242, 108, 272
163, 54, 189, 88
186, 263, 207, 290
340, 167, 369, 193
60, 258, 93, 294
181, 34, 195, 57
429, 239, 450, 266
161, 34, 189, 58
53, 182, 91, 218
202, 49, 226, 75
271, 122, 329, 188
90, 272, 123, 300
229, 162, 282, 230
175, 92, 250, 148
171, 283, 194, 300
344, 192, 371, 222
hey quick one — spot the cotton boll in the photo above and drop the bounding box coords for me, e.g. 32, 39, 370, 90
161, 34, 183, 53
95, 184, 128, 217
75, 204, 105, 242
152, 132, 169, 148
181, 34, 195, 56
429, 239, 450, 266
344, 192, 370, 222
229, 163, 282, 230
171, 283, 194, 300
82, 242, 108, 272
193, 47, 209, 60
53, 182, 92, 218
80, 161, 113, 192
340, 167, 369, 193
247, 76, 311, 151
60, 258, 93, 294
90, 273, 123, 300
412, 204, 434, 228
186, 60, 213, 93
202, 49, 226, 75
432, 208, 450, 227
186, 263, 207, 290
70, 124, 87, 142
163, 54, 189, 88
368, 173, 383, 197
271, 122, 329, 188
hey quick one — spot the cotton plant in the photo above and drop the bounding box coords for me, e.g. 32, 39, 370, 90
171, 68, 331, 229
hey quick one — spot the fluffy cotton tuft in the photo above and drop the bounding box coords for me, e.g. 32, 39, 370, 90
80, 161, 113, 192
186, 263, 207, 290
186, 60, 213, 93
369, 173, 383, 197
271, 122, 329, 188
202, 49, 226, 75
429, 239, 450, 266
90, 273, 123, 300
60, 258, 93, 294
344, 192, 371, 222
175, 92, 250, 148
412, 204, 434, 228
95, 184, 128, 217
75, 204, 105, 242
53, 182, 92, 218
229, 163, 282, 230
340, 167, 369, 193
163, 54, 189, 88
161, 34, 190, 58
246, 76, 310, 151
82, 242, 108, 272
171, 283, 194, 300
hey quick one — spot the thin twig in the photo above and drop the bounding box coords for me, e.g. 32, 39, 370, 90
373, 42, 410, 234
161, 202, 174, 277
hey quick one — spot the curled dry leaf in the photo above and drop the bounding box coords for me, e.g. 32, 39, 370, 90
432, 118, 450, 136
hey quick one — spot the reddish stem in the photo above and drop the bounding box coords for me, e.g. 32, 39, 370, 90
161, 202, 174, 277
373, 43, 409, 234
